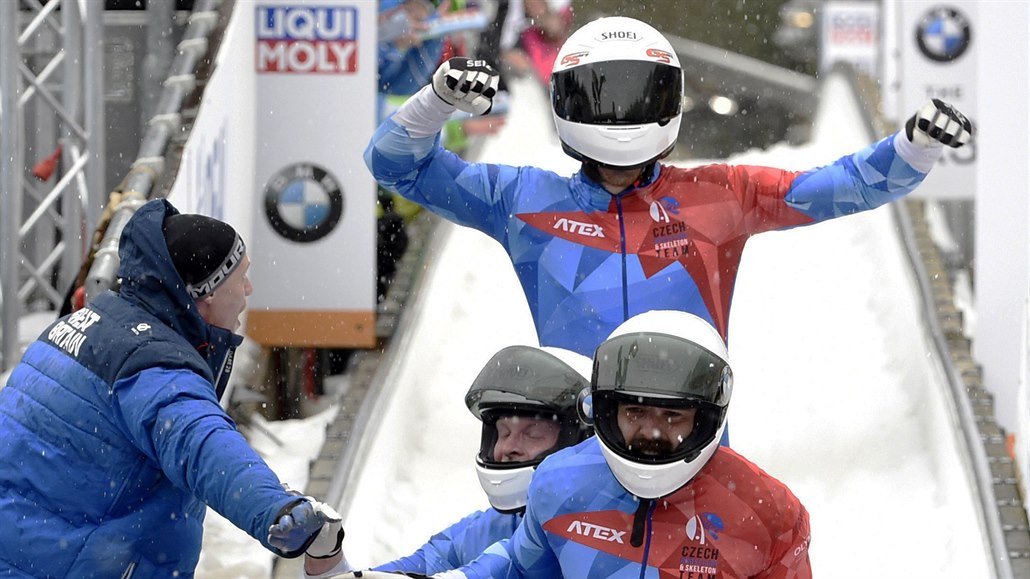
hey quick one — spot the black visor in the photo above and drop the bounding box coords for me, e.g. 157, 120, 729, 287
466, 346, 586, 420
590, 332, 731, 465
551, 60, 683, 126
592, 333, 732, 405
466, 346, 591, 468
592, 390, 724, 465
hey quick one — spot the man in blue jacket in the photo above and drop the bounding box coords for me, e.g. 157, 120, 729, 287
0, 199, 341, 578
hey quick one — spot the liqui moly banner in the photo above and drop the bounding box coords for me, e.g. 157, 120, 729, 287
248, 1, 377, 347
256, 4, 358, 73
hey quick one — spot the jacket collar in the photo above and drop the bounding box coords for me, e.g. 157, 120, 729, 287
572, 163, 664, 211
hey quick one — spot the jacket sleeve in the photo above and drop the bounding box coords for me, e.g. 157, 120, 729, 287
782, 132, 940, 221
376, 509, 519, 575
756, 501, 812, 579
449, 539, 519, 579
111, 366, 300, 556
457, 486, 560, 578
726, 132, 943, 236
363, 85, 521, 241
371, 518, 463, 575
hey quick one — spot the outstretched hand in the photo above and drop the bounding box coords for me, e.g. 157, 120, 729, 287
905, 98, 973, 148
431, 57, 500, 116
267, 499, 343, 556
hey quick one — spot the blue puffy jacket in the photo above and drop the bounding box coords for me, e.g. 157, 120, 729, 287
373, 508, 519, 575
365, 87, 940, 356
0, 200, 302, 578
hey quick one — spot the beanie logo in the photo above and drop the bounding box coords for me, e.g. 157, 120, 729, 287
189, 235, 246, 298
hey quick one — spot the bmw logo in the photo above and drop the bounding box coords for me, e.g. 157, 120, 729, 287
264, 163, 343, 243
915, 6, 971, 63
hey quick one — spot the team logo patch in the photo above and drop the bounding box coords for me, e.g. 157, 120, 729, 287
264, 163, 344, 243
915, 6, 971, 62
680, 514, 722, 576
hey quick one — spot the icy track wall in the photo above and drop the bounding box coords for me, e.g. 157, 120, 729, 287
336, 72, 995, 578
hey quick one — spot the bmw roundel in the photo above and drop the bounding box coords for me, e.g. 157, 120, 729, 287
915, 6, 971, 63
264, 163, 343, 243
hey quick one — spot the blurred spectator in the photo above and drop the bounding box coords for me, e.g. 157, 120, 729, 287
490, 0, 573, 86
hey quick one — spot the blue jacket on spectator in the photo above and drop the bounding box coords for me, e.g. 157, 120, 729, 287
0, 200, 302, 578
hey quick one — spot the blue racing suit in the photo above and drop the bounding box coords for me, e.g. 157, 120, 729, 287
364, 86, 943, 357
373, 508, 520, 575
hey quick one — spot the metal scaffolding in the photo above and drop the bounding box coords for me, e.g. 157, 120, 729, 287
0, 0, 106, 371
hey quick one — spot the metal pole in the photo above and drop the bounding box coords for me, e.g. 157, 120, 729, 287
83, 0, 105, 225
1, 0, 25, 371
60, 0, 85, 295
143, 0, 176, 125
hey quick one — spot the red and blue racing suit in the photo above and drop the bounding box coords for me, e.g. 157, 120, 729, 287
364, 86, 941, 356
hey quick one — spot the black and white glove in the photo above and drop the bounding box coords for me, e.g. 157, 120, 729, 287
905, 98, 973, 148
268, 498, 343, 557
431, 57, 499, 116
305, 508, 345, 559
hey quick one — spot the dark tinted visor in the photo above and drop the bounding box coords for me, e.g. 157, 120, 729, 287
551, 61, 682, 126
592, 333, 732, 406
593, 389, 724, 465
466, 346, 585, 419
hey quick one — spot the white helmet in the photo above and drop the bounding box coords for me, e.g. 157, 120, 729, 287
466, 345, 592, 512
550, 17, 684, 168
590, 311, 732, 499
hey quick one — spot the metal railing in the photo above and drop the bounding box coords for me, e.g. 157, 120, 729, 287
83, 0, 228, 303
843, 66, 1027, 579
0, 0, 104, 371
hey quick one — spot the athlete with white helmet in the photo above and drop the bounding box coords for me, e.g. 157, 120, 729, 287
307, 345, 592, 579
474, 310, 811, 578
349, 311, 812, 578
364, 14, 972, 361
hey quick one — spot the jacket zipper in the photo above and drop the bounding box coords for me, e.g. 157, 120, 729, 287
615, 194, 629, 321
631, 498, 656, 579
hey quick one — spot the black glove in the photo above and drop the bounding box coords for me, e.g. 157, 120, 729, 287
431, 57, 500, 116
904, 98, 973, 148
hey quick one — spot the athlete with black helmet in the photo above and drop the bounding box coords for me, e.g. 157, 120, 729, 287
307, 345, 592, 578
408, 311, 811, 578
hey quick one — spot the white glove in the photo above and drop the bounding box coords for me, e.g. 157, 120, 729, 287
431, 57, 500, 116
268, 498, 343, 556
306, 507, 345, 559
905, 98, 973, 148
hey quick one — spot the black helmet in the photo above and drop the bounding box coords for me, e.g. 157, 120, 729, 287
465, 345, 592, 512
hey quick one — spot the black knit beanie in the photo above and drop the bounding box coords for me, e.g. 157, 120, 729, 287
162, 213, 246, 299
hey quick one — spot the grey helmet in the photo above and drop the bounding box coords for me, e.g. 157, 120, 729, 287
465, 345, 592, 512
